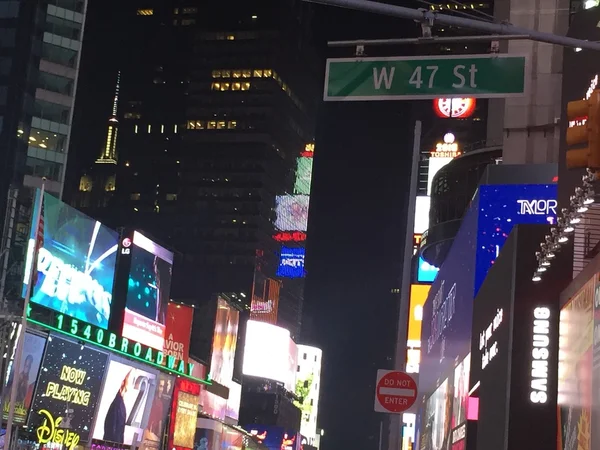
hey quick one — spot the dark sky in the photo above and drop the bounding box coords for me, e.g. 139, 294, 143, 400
68, 2, 419, 450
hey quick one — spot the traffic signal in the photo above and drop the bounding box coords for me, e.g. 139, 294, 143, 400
566, 89, 600, 170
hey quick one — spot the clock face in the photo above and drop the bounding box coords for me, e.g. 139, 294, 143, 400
434, 98, 476, 118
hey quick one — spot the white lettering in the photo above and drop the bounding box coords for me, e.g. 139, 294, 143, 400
452, 65, 466, 88
480, 308, 503, 370
530, 307, 551, 403
468, 64, 478, 88
427, 281, 457, 353
517, 199, 557, 216
373, 67, 395, 90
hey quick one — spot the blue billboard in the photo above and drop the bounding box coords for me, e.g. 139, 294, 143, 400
22, 190, 119, 329
419, 183, 557, 404
276, 246, 305, 278
417, 256, 439, 283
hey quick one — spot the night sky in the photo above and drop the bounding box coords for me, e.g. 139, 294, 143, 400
67, 2, 420, 450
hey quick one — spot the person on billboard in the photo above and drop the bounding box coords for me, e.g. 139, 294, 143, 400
4, 354, 35, 411
145, 377, 169, 439
153, 256, 171, 324
104, 369, 132, 443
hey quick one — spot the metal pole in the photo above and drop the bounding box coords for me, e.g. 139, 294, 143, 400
305, 0, 600, 52
378, 420, 384, 450
4, 182, 45, 448
328, 34, 531, 47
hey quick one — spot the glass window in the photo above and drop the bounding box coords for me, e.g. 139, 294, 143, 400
41, 42, 77, 67
181, 19, 195, 26
241, 82, 250, 91
45, 13, 82, 41
217, 121, 226, 129
130, 193, 141, 200
227, 121, 237, 129
25, 157, 62, 181
263, 69, 272, 77
232, 70, 241, 78
220, 83, 230, 91
253, 70, 263, 77
166, 194, 177, 201
29, 128, 66, 152
38, 71, 74, 96
33, 99, 70, 124
221, 70, 231, 78
232, 82, 241, 91
137, 9, 154, 15
212, 70, 221, 78
226, 35, 235, 40
207, 121, 216, 129
195, 120, 205, 129
241, 70, 251, 78
211, 82, 220, 91
182, 7, 197, 14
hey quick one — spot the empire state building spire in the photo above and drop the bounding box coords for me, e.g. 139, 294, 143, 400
96, 71, 120, 164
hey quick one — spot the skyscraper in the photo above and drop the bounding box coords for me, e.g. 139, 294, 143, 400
0, 0, 89, 304
74, 0, 320, 338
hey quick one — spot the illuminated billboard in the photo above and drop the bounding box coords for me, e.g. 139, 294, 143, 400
296, 345, 322, 442
29, 335, 109, 444
274, 195, 309, 232
209, 297, 240, 386
251, 274, 281, 324
427, 133, 459, 195
246, 426, 301, 450
408, 285, 430, 347
168, 379, 201, 450
417, 257, 439, 283
121, 231, 173, 350
273, 231, 307, 243
433, 98, 476, 118
242, 320, 297, 391
276, 247, 305, 278
294, 157, 313, 195
22, 190, 119, 329
164, 302, 194, 364
414, 196, 431, 234
92, 357, 158, 445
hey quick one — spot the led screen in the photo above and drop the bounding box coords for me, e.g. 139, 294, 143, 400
417, 256, 439, 283
414, 196, 431, 234
294, 157, 313, 195
418, 379, 452, 450
274, 195, 309, 232
138, 372, 174, 450
427, 157, 453, 195
122, 231, 173, 350
243, 321, 297, 391
296, 345, 322, 441
209, 297, 240, 386
92, 358, 158, 445
558, 278, 594, 450
164, 302, 194, 364
22, 190, 119, 329
407, 285, 429, 347
276, 247, 305, 279
246, 426, 300, 450
169, 379, 201, 450
1, 332, 46, 423
475, 184, 557, 296
226, 381, 242, 421
29, 335, 109, 443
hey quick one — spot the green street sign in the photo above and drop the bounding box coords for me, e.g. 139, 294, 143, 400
324, 54, 527, 101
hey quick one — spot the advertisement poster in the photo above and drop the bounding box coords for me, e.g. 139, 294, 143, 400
122, 231, 173, 350
246, 426, 300, 450
169, 379, 201, 450
209, 298, 240, 386
419, 378, 452, 450
558, 278, 594, 450
22, 191, 119, 329
29, 335, 109, 443
195, 419, 223, 450
1, 332, 46, 423
138, 373, 174, 450
164, 303, 194, 364
274, 195, 309, 232
92, 358, 158, 446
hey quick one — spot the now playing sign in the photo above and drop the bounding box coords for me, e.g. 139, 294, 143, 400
374, 370, 418, 414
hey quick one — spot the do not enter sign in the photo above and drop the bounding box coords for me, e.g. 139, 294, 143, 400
374, 370, 418, 414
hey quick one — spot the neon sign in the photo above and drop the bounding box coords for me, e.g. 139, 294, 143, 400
36, 409, 81, 450
26, 303, 210, 384
431, 133, 460, 158
273, 231, 307, 242
433, 98, 476, 118
530, 307, 551, 404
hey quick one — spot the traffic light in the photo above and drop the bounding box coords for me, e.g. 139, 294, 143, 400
566, 89, 600, 170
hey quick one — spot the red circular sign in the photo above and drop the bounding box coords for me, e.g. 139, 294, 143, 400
376, 371, 418, 413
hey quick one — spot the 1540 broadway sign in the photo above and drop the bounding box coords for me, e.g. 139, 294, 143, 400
27, 303, 210, 384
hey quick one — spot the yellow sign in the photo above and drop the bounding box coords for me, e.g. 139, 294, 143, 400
36, 409, 81, 450
407, 285, 430, 345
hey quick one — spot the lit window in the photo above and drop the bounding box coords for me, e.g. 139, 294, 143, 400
241, 82, 250, 91
253, 70, 263, 77
220, 83, 230, 91
147, 124, 152, 133
195, 121, 205, 129
174, 8, 179, 14
232, 70, 242, 78
264, 69, 272, 77
242, 70, 251, 78
134, 125, 138, 134
124, 112, 141, 119
174, 124, 178, 133
212, 70, 221, 78
183, 7, 198, 14
228, 121, 237, 129
130, 193, 141, 200
226, 35, 235, 40
187, 120, 195, 130
137, 9, 154, 15
161, 124, 165, 133
211, 82, 221, 91
207, 121, 216, 129
217, 121, 226, 129
181, 19, 195, 26
232, 82, 241, 91
222, 70, 231, 78
166, 193, 178, 201
282, 83, 288, 92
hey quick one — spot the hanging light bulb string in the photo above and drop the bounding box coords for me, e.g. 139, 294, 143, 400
532, 168, 597, 282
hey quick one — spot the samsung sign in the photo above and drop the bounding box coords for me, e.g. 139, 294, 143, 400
530, 307, 551, 404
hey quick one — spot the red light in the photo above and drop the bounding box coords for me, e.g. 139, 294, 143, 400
433, 98, 476, 118
467, 396, 479, 420
273, 231, 307, 242
300, 151, 314, 158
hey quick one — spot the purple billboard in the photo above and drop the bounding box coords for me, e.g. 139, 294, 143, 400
419, 197, 479, 404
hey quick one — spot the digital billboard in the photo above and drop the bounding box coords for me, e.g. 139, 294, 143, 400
274, 195, 309, 232
476, 184, 557, 295
558, 278, 594, 450
417, 257, 439, 284
294, 157, 313, 195
408, 285, 429, 347
1, 332, 46, 423
246, 426, 301, 450
250, 274, 281, 325
243, 321, 297, 391
29, 335, 109, 444
92, 358, 158, 446
121, 231, 173, 350
276, 247, 305, 279
209, 297, 240, 386
168, 379, 201, 450
414, 196, 431, 234
22, 190, 119, 329
296, 345, 322, 441
226, 381, 242, 422
164, 302, 194, 364
138, 372, 174, 450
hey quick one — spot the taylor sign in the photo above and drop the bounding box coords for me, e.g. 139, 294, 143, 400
374, 370, 418, 414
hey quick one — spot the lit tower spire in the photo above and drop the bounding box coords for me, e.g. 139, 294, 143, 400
96, 71, 120, 164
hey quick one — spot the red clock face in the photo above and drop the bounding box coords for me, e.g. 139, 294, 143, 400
433, 98, 476, 118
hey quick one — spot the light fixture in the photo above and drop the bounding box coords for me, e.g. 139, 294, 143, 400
541, 258, 551, 267
537, 266, 547, 273
564, 222, 575, 233
584, 187, 595, 205
577, 203, 589, 213
547, 250, 556, 259
532, 273, 542, 282
558, 234, 569, 243
571, 216, 582, 224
